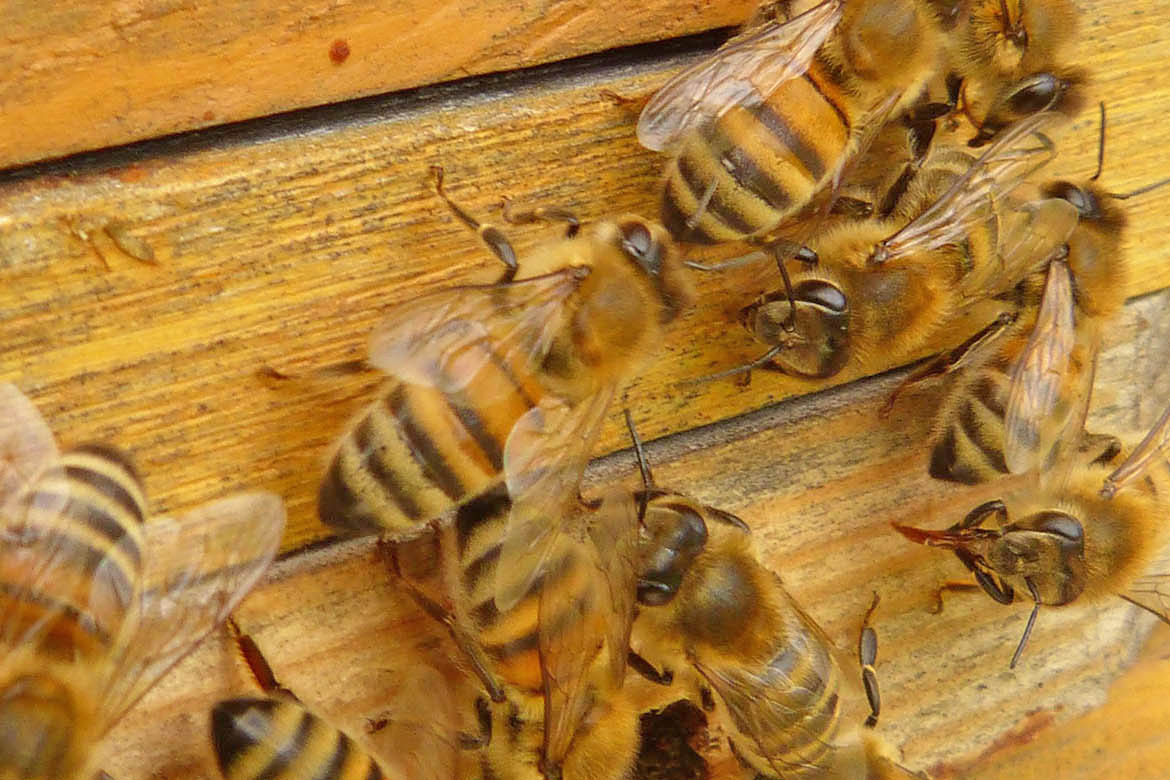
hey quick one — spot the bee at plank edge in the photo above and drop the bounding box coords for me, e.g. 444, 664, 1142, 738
378, 481, 641, 780
920, 103, 1170, 484
212, 634, 461, 780
0, 383, 285, 780
637, 0, 944, 250
317, 163, 693, 613
700, 111, 1070, 386
618, 410, 925, 779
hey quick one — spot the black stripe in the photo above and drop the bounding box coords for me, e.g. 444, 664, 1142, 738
355, 417, 425, 522
974, 374, 1006, 417
929, 427, 977, 484
387, 387, 465, 501
365, 762, 387, 780
469, 597, 500, 628
484, 628, 539, 659
746, 98, 827, 180
315, 727, 350, 780
454, 486, 510, 558
64, 462, 145, 525
462, 544, 501, 595
10, 520, 135, 607
26, 488, 141, 571
68, 442, 142, 485
675, 152, 758, 236
317, 459, 380, 535
803, 63, 851, 133
0, 580, 112, 648
715, 142, 792, 213
255, 706, 313, 780
211, 698, 276, 774
660, 186, 719, 245
958, 402, 1009, 475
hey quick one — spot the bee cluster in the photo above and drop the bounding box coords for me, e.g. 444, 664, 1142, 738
2, 0, 1168, 778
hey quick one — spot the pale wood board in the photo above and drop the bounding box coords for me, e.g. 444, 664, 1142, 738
2, 0, 1170, 553
94, 290, 1170, 778
0, 0, 754, 169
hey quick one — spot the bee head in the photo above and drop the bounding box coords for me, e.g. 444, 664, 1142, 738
989, 510, 1087, 606
969, 68, 1088, 147
637, 494, 709, 606
603, 218, 695, 324
0, 673, 85, 777
740, 280, 850, 378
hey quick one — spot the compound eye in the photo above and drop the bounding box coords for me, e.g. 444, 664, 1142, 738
1007, 73, 1062, 114
619, 221, 653, 259
1033, 511, 1083, 543
795, 280, 847, 313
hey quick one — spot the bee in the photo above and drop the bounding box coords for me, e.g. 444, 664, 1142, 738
938, 0, 1086, 146
620, 414, 922, 780
318, 165, 692, 611
390, 483, 641, 780
637, 0, 944, 247
211, 663, 459, 780
894, 396, 1170, 668
0, 383, 285, 780
928, 105, 1170, 484
721, 111, 1073, 383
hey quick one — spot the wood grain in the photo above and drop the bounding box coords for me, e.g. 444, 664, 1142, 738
3, 0, 1170, 554
94, 289, 1170, 778
0, 0, 753, 169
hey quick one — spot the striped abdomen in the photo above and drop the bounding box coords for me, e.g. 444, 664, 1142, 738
319, 339, 547, 538
211, 697, 386, 780
451, 489, 602, 696
0, 444, 147, 664
930, 365, 1014, 484
661, 60, 855, 245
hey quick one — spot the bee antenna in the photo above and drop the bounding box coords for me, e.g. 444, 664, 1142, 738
623, 409, 656, 489
1090, 102, 1105, 182
1009, 579, 1043, 669
1108, 177, 1170, 201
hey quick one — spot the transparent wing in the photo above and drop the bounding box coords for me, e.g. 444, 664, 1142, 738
873, 112, 1065, 266
1003, 260, 1085, 474
960, 196, 1080, 301
585, 491, 639, 685
97, 492, 285, 731
1101, 400, 1170, 498
367, 267, 588, 395
636, 0, 843, 152
0, 383, 60, 516
1119, 574, 1170, 627
493, 388, 615, 611
372, 664, 460, 780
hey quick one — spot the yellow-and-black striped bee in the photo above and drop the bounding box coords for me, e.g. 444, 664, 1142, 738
637, 0, 944, 247
0, 383, 285, 780
318, 166, 692, 611
211, 663, 459, 780
720, 111, 1073, 384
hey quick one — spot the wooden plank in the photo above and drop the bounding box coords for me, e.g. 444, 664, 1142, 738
95, 289, 1170, 777
3, 0, 1170, 554
0, 0, 753, 169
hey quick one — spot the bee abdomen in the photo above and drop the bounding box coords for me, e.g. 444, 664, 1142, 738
211, 697, 386, 780
320, 353, 538, 537
930, 373, 1010, 483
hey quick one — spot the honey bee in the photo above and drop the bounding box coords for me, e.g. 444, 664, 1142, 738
620, 414, 922, 779
318, 166, 692, 611
637, 0, 944, 247
392, 484, 641, 780
938, 0, 1086, 146
211, 663, 459, 780
0, 383, 285, 780
722, 112, 1073, 383
895, 397, 1170, 668
928, 105, 1170, 483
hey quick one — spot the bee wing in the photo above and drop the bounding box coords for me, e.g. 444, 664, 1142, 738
372, 664, 460, 780
586, 491, 639, 685
96, 492, 285, 731
493, 387, 615, 612
1101, 400, 1170, 498
1003, 260, 1089, 475
367, 267, 588, 395
1119, 574, 1170, 627
0, 383, 62, 516
636, 0, 843, 152
876, 112, 1065, 264
961, 197, 1080, 301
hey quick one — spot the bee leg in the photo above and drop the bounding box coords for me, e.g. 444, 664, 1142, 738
1009, 579, 1043, 669
501, 197, 580, 239
628, 650, 674, 686
928, 581, 982, 614
227, 616, 298, 701
380, 539, 508, 703
881, 312, 1014, 417
458, 696, 494, 750
430, 164, 519, 282
598, 88, 648, 116
955, 499, 1007, 531
858, 591, 881, 728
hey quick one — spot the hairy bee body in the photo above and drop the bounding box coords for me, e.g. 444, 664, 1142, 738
212, 697, 388, 780
649, 0, 942, 245
0, 445, 147, 780
319, 219, 689, 542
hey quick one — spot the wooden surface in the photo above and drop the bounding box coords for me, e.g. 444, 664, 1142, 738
94, 290, 1170, 778
3, 0, 1170, 776
0, 0, 753, 169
